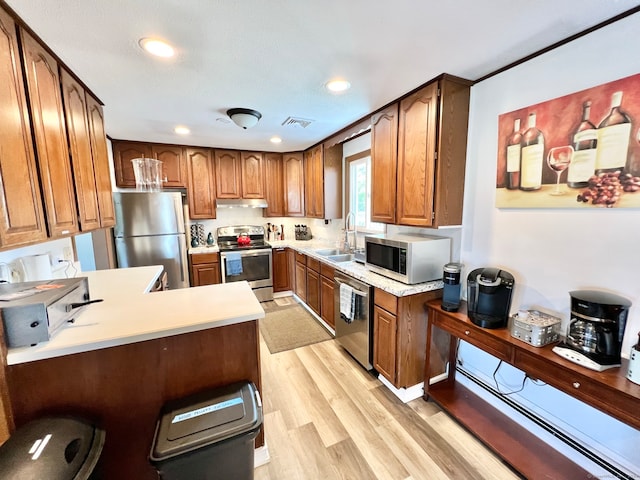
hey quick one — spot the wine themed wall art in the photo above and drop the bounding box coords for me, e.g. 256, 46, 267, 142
495, 72, 640, 209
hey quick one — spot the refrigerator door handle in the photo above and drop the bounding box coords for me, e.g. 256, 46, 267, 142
178, 239, 187, 283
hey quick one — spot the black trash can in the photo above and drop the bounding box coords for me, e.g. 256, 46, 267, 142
0, 415, 105, 480
150, 381, 263, 480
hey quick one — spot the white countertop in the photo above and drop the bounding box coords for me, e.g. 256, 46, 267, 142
6, 266, 264, 365
269, 240, 444, 297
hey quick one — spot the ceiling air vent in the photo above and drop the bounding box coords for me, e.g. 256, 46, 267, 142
281, 116, 314, 128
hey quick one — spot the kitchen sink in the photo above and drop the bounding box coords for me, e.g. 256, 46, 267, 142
313, 248, 344, 256
327, 253, 354, 263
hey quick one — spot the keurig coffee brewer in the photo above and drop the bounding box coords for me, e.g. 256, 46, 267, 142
553, 290, 631, 371
441, 263, 462, 312
466, 267, 515, 329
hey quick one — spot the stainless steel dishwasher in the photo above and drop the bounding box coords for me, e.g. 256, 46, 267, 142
334, 272, 373, 370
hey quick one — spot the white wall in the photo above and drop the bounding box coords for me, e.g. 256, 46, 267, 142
460, 11, 640, 474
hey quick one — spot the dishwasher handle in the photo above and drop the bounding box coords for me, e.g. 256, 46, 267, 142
335, 277, 368, 297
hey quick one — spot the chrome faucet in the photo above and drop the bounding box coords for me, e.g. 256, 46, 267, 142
344, 211, 357, 252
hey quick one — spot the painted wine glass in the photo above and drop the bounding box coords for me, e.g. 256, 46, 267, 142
547, 146, 574, 195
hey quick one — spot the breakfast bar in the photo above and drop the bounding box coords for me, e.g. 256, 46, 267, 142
0, 266, 265, 479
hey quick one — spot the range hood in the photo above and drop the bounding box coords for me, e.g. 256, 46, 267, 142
215, 198, 268, 208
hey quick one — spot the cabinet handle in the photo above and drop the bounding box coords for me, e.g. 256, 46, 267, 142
573, 382, 580, 389
464, 330, 470, 336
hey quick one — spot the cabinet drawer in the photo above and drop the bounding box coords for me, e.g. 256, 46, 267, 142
307, 256, 320, 273
433, 312, 512, 363
191, 252, 219, 264
374, 288, 397, 315
295, 251, 306, 264
320, 262, 335, 279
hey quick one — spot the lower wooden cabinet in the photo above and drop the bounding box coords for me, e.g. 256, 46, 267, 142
272, 247, 290, 292
373, 305, 398, 383
306, 267, 321, 315
189, 252, 221, 286
294, 253, 307, 302
320, 263, 335, 329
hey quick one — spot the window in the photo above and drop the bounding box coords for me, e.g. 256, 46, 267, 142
346, 150, 385, 233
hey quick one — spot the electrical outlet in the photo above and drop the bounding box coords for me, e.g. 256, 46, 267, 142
63, 247, 74, 261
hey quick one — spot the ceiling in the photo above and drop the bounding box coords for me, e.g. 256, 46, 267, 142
6, 0, 640, 152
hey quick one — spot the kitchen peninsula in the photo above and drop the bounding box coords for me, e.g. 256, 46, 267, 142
0, 266, 265, 479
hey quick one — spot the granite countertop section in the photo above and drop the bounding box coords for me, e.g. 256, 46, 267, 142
6, 266, 264, 365
189, 245, 220, 254
269, 240, 443, 297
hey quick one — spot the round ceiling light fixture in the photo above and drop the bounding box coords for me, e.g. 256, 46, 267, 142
270, 136, 282, 144
138, 38, 175, 58
174, 125, 190, 135
325, 79, 351, 93
227, 108, 262, 129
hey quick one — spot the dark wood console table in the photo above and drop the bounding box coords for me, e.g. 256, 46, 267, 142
424, 300, 640, 480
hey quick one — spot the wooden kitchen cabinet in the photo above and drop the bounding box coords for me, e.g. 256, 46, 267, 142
86, 95, 116, 228
304, 143, 343, 219
283, 152, 305, 216
189, 252, 221, 286
304, 145, 323, 218
294, 252, 307, 302
371, 103, 399, 224
371, 74, 471, 227
423, 300, 636, 479
320, 262, 335, 329
306, 257, 321, 315
0, 7, 47, 248
272, 247, 290, 292
186, 148, 216, 219
151, 144, 187, 188
60, 69, 102, 231
241, 151, 265, 198
20, 29, 79, 238
112, 140, 152, 188
373, 287, 442, 388
214, 149, 242, 198
264, 153, 285, 217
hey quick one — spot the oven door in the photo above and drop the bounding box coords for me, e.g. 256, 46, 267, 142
220, 248, 272, 289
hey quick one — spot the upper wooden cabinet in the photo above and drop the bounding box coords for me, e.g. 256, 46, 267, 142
186, 147, 216, 219
86, 95, 115, 228
371, 103, 399, 224
264, 153, 284, 217
283, 152, 304, 217
214, 149, 265, 199
112, 140, 186, 188
0, 7, 47, 248
20, 29, 78, 238
304, 144, 342, 219
60, 69, 101, 232
372, 75, 471, 228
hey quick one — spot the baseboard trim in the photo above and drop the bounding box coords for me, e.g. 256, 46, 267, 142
378, 375, 424, 403
254, 442, 270, 468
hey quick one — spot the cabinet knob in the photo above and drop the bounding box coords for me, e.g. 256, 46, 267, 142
464, 330, 470, 336
572, 382, 580, 389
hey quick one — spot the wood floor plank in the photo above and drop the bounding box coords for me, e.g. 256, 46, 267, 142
326, 437, 379, 480
255, 410, 307, 480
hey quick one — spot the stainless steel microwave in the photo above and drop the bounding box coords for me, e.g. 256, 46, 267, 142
364, 234, 451, 284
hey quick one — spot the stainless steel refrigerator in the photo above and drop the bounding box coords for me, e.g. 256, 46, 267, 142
113, 191, 189, 289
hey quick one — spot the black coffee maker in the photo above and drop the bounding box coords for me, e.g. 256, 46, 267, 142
466, 267, 515, 329
552, 290, 631, 371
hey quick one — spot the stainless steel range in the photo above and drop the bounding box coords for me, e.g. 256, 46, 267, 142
217, 225, 273, 302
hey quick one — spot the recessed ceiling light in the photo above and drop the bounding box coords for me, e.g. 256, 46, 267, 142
270, 136, 282, 144
325, 79, 351, 93
139, 38, 175, 58
174, 126, 190, 135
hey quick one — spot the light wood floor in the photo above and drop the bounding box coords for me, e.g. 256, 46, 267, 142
254, 333, 521, 480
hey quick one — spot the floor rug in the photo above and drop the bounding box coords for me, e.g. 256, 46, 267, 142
260, 300, 332, 354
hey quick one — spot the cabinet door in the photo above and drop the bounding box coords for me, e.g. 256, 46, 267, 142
215, 149, 241, 198
86, 95, 115, 228
152, 144, 187, 188
320, 275, 335, 329
0, 8, 47, 247
373, 305, 397, 384
287, 248, 296, 292
306, 268, 321, 315
396, 82, 438, 227
371, 103, 399, 224
304, 145, 323, 218
294, 261, 307, 302
60, 69, 100, 231
20, 29, 78, 238
263, 153, 284, 217
283, 152, 304, 216
272, 247, 290, 292
186, 148, 216, 219
112, 141, 152, 188
192, 263, 221, 286
241, 151, 265, 198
